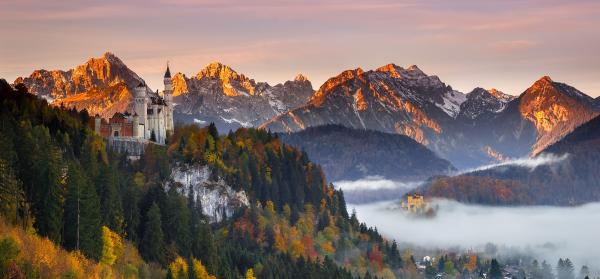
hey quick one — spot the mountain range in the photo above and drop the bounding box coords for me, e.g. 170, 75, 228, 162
261, 66, 599, 168
13, 52, 600, 170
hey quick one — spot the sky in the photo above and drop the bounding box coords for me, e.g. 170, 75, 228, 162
1, 0, 599, 96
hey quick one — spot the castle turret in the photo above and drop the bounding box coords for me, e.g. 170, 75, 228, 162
94, 114, 101, 134
163, 63, 174, 133
134, 82, 147, 136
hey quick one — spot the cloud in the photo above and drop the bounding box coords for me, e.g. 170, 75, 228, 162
351, 199, 600, 268
459, 153, 569, 174
334, 176, 423, 204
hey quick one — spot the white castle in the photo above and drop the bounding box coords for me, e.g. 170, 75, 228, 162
93, 65, 174, 145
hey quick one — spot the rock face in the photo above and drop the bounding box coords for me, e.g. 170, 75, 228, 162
172, 62, 314, 132
169, 164, 249, 223
263, 65, 599, 169
279, 125, 455, 181
14, 52, 151, 118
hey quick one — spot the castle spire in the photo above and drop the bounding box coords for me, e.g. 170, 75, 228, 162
164, 61, 171, 78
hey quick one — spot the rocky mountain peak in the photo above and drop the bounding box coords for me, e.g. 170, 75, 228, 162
294, 73, 308, 82
518, 76, 599, 154
197, 62, 243, 80
194, 62, 257, 96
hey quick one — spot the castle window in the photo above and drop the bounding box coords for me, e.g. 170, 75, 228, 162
114, 131, 119, 137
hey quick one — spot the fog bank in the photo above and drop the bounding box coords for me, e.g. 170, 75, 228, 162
335, 176, 423, 203
351, 199, 600, 267
458, 153, 570, 174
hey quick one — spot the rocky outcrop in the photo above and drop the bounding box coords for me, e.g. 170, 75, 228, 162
169, 164, 249, 223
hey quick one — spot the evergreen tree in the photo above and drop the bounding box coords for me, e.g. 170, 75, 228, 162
140, 203, 166, 265
34, 143, 65, 243
0, 159, 24, 225
541, 261, 555, 279
164, 187, 191, 256
63, 163, 102, 259
489, 259, 503, 279
97, 163, 124, 234
208, 123, 219, 142
123, 175, 142, 243
579, 265, 590, 279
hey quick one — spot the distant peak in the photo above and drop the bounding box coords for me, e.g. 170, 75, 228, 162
103, 51, 116, 59
407, 64, 422, 72
294, 73, 308, 82
197, 62, 242, 80
535, 75, 554, 85
376, 63, 428, 78
100, 52, 123, 64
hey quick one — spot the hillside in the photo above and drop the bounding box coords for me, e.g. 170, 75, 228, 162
279, 125, 455, 181
417, 114, 600, 206
0, 79, 411, 278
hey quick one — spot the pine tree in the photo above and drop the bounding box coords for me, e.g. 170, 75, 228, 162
208, 123, 219, 142
97, 163, 124, 234
63, 163, 102, 259
34, 142, 65, 243
164, 187, 191, 256
0, 159, 24, 225
140, 203, 166, 265
489, 259, 503, 279
541, 261, 554, 279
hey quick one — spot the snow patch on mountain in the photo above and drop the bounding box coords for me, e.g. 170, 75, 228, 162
436, 90, 467, 118
220, 116, 253, 128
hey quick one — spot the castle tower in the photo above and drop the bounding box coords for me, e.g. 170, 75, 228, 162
94, 114, 101, 135
134, 82, 147, 138
163, 63, 174, 134
132, 113, 140, 138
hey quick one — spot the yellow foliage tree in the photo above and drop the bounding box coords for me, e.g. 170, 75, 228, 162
168, 256, 189, 279
191, 257, 216, 279
100, 226, 123, 266
245, 268, 257, 279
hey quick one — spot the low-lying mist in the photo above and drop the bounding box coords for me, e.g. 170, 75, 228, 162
335, 176, 422, 203
350, 199, 600, 268
457, 153, 570, 174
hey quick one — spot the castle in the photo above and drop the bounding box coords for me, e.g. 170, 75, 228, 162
401, 194, 426, 212
93, 65, 174, 145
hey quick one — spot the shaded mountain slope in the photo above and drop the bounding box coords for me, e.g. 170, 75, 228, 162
279, 125, 455, 181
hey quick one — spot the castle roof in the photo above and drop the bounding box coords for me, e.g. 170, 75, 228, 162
111, 112, 126, 120
164, 64, 171, 78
